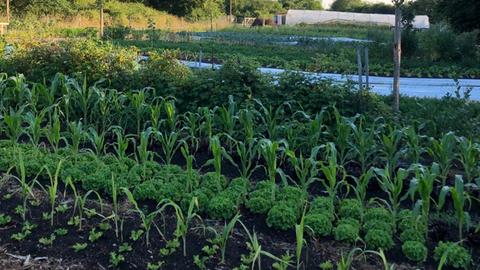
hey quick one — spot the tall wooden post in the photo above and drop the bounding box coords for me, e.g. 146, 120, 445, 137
99, 4, 104, 38
6, 0, 9, 23
392, 1, 404, 112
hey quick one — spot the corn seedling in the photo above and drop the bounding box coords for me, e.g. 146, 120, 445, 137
320, 143, 347, 200
66, 178, 104, 231
456, 137, 479, 183
210, 213, 241, 264
350, 118, 377, 174
24, 109, 48, 147
136, 128, 154, 167
40, 160, 64, 226
68, 121, 85, 158
239, 220, 289, 270
9, 150, 37, 221
181, 144, 197, 192
427, 132, 456, 184
404, 126, 425, 164
259, 139, 285, 200
332, 110, 355, 166
352, 168, 375, 206
130, 89, 148, 135
239, 108, 255, 143
336, 248, 363, 270
155, 130, 183, 165
295, 208, 307, 270
87, 127, 106, 156
235, 139, 260, 180
122, 188, 165, 246
365, 249, 396, 270
3, 106, 25, 144
439, 176, 471, 240
379, 127, 405, 173
286, 146, 320, 191
374, 166, 408, 220
158, 197, 201, 257
408, 163, 440, 238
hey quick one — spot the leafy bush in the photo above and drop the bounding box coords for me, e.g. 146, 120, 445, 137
305, 214, 333, 237
266, 202, 297, 231
278, 186, 308, 212
309, 196, 334, 217
433, 241, 471, 269
400, 228, 425, 243
365, 229, 394, 251
207, 193, 237, 220
246, 181, 277, 214
363, 220, 393, 234
201, 172, 228, 194
334, 222, 359, 243
364, 207, 393, 225
402, 241, 427, 262
339, 199, 363, 221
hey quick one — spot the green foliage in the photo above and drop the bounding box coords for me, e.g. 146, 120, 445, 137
309, 197, 334, 217
334, 221, 359, 243
433, 241, 471, 269
304, 213, 332, 237
266, 202, 297, 231
400, 228, 425, 243
365, 229, 394, 251
339, 199, 363, 221
207, 193, 237, 220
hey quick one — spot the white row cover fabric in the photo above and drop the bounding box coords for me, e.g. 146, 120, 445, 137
277, 10, 430, 29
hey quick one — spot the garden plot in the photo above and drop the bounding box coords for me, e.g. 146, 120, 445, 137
182, 60, 480, 101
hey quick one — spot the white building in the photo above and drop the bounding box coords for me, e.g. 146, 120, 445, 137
275, 9, 430, 29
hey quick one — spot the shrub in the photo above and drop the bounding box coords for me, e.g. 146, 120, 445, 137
207, 193, 237, 220
365, 229, 394, 251
200, 172, 227, 194
309, 197, 334, 216
363, 220, 393, 234
400, 228, 425, 243
334, 223, 359, 243
246, 196, 274, 214
278, 186, 308, 212
305, 214, 333, 237
364, 207, 393, 225
266, 202, 297, 231
226, 177, 250, 203
433, 241, 471, 269
402, 241, 427, 262
339, 199, 363, 221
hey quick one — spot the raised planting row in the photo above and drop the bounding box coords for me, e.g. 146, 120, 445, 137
0, 74, 479, 269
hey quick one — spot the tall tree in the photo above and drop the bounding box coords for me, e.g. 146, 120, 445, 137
392, 0, 404, 113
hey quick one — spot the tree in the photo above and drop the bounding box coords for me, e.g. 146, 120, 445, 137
392, 0, 404, 113
437, 0, 480, 33
96, 0, 106, 38
280, 0, 323, 10
330, 0, 363, 11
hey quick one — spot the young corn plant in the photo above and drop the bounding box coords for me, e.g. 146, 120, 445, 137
209, 213, 242, 263
235, 139, 259, 180
374, 165, 408, 220
70, 76, 97, 125
3, 106, 25, 144
149, 101, 163, 132
379, 127, 405, 174
40, 160, 64, 226
238, 220, 288, 270
24, 109, 48, 147
304, 111, 327, 151
217, 96, 238, 149
331, 110, 356, 166
45, 108, 64, 153
65, 178, 104, 231
122, 188, 165, 246
205, 136, 235, 187
158, 198, 201, 257
320, 143, 347, 201
259, 139, 284, 201
136, 128, 153, 165
336, 248, 363, 270
181, 144, 197, 192
439, 175, 471, 240
155, 130, 183, 165
350, 119, 377, 174
199, 107, 214, 139
255, 100, 284, 140
352, 168, 375, 206
408, 163, 440, 238
365, 250, 396, 270
87, 127, 106, 156
239, 108, 255, 143
285, 146, 320, 191
404, 126, 425, 164
182, 111, 201, 152
163, 99, 177, 132
68, 121, 85, 158
427, 132, 456, 185
111, 127, 133, 160
295, 208, 307, 270
456, 137, 479, 183
9, 150, 37, 221
130, 89, 148, 136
